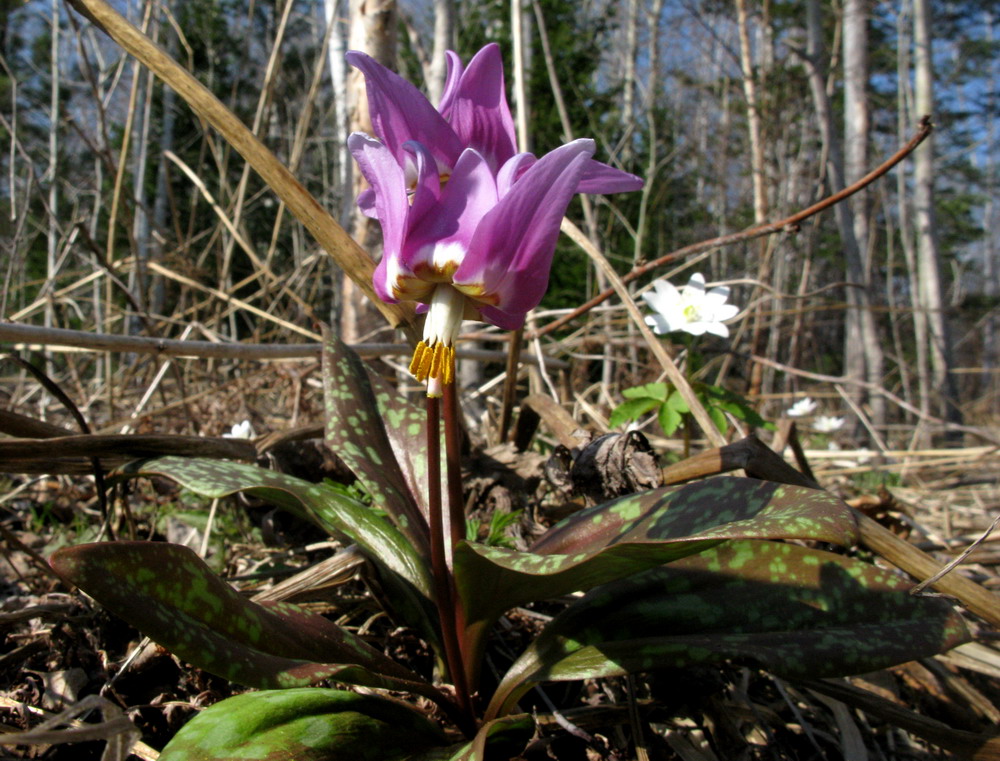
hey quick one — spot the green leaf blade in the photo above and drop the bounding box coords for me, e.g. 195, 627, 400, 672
609, 397, 661, 429
51, 541, 440, 700
159, 688, 446, 761
531, 477, 858, 557
322, 331, 431, 551
486, 540, 969, 718
114, 456, 439, 645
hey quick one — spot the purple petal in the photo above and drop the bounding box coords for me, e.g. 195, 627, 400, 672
403, 140, 441, 223
454, 139, 596, 316
349, 133, 410, 304
437, 50, 464, 112
576, 160, 644, 194
476, 304, 526, 330
403, 148, 499, 278
496, 153, 536, 198
357, 188, 378, 218
438, 43, 517, 171
346, 51, 462, 169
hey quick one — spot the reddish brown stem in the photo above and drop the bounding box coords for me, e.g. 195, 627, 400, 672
442, 381, 466, 551
425, 394, 476, 732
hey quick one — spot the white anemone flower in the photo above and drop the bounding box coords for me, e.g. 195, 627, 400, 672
642, 273, 739, 338
812, 415, 845, 433
224, 420, 255, 439
786, 397, 818, 417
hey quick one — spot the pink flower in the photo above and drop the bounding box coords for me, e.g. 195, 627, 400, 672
347, 44, 642, 394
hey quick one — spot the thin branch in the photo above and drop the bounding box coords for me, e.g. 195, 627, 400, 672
531, 118, 934, 339
0, 321, 567, 368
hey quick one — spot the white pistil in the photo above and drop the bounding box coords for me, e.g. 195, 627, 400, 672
409, 285, 466, 396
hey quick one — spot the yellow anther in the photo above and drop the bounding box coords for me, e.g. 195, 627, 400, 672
408, 340, 455, 393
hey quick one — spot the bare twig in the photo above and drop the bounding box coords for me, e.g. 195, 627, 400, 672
532, 118, 934, 339
0, 321, 566, 369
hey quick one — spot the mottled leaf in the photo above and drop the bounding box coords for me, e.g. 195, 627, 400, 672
455, 477, 858, 682
323, 329, 442, 551
531, 477, 857, 556
486, 540, 970, 718
115, 456, 439, 648
51, 542, 443, 702
159, 688, 446, 761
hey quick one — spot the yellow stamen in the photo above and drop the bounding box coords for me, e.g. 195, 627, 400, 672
409, 340, 455, 395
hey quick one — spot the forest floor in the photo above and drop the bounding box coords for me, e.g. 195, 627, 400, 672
0, 359, 998, 760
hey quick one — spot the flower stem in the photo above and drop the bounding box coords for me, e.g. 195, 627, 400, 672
442, 380, 466, 552
425, 394, 475, 732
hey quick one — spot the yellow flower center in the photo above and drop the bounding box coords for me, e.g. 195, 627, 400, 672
683, 303, 702, 322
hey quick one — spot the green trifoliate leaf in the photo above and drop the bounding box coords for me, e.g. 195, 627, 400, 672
608, 397, 661, 429
622, 382, 669, 401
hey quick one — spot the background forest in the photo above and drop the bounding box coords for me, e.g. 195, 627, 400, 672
1, 0, 998, 438
1, 0, 1000, 759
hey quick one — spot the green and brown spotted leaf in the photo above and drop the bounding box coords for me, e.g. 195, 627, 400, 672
455, 476, 859, 673
531, 477, 858, 556
115, 456, 440, 647
322, 330, 431, 551
158, 688, 447, 761
486, 540, 970, 718
50, 542, 445, 704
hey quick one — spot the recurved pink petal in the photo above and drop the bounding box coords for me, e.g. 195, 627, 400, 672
403, 148, 499, 282
350, 133, 411, 303
476, 304, 527, 330
496, 153, 536, 198
357, 188, 378, 218
577, 160, 644, 194
438, 43, 517, 171
438, 50, 464, 112
346, 51, 462, 169
454, 139, 596, 316
403, 140, 441, 224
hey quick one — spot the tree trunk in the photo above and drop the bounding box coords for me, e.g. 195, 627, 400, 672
799, 0, 882, 440
426, 0, 454, 106
342, 0, 397, 345
843, 0, 886, 428
912, 0, 963, 430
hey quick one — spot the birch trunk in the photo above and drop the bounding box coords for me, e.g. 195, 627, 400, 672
426, 0, 454, 106
341, 0, 397, 344
912, 0, 962, 429
842, 0, 886, 427
799, 0, 881, 436
895, 2, 929, 433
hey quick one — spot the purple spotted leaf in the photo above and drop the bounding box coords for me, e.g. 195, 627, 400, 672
454, 476, 858, 680
485, 540, 970, 718
158, 688, 447, 761
50, 542, 446, 704
114, 456, 440, 650
322, 329, 444, 551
